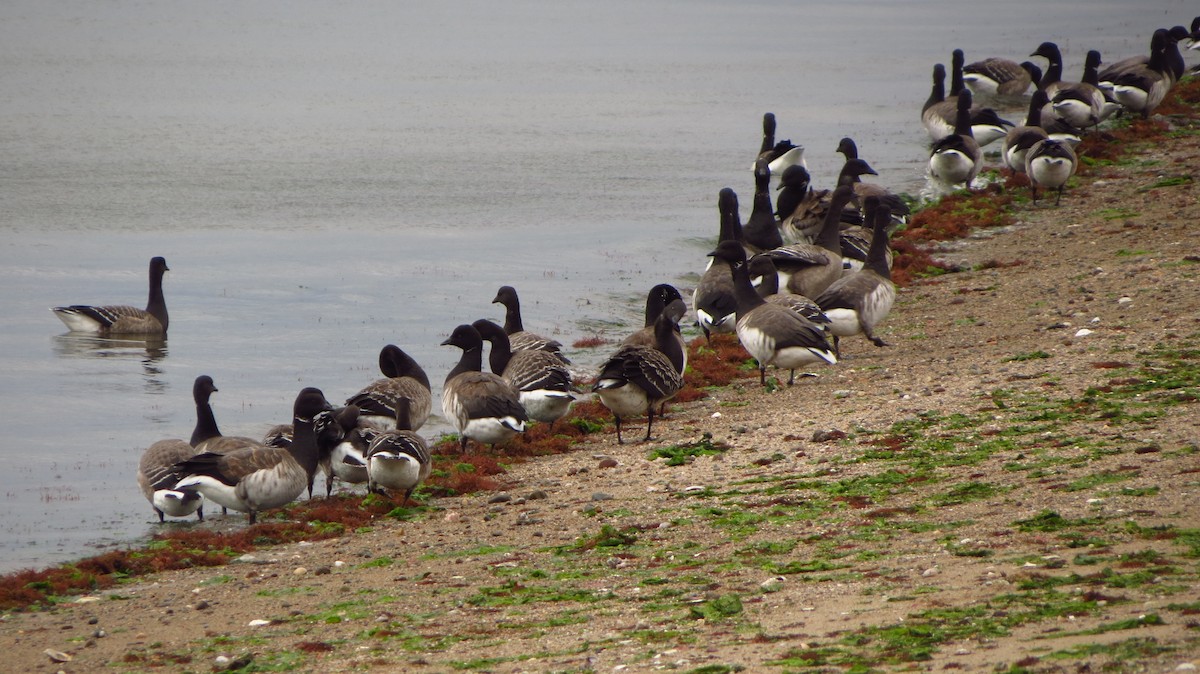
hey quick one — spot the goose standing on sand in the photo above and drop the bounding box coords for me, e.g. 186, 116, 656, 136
472, 318, 576, 425
52, 256, 169, 336
173, 388, 333, 524
768, 184, 855, 300
593, 299, 687, 444
747, 254, 831, 326
962, 56, 1037, 97
815, 197, 897, 359
364, 398, 431, 505
1111, 29, 1176, 119
1003, 89, 1052, 173
137, 439, 204, 522
492, 286, 569, 362
709, 240, 836, 387
693, 188, 741, 340
345, 344, 432, 431
1025, 138, 1078, 206
622, 283, 688, 372
441, 324, 528, 452
1099, 26, 1189, 91
929, 91, 982, 190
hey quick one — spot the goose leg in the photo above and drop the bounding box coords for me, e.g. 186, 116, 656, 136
787, 369, 796, 386
644, 407, 655, 442
196, 505, 204, 522
615, 415, 625, 445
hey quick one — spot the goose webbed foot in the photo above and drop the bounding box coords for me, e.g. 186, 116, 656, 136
870, 337, 891, 348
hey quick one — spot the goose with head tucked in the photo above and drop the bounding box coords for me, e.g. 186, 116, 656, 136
1025, 138, 1078, 206
593, 299, 687, 444
52, 256, 169, 336
137, 439, 204, 522
814, 197, 897, 359
692, 188, 742, 340
473, 318, 575, 426
364, 397, 431, 506
345, 344, 432, 432
710, 240, 836, 387
441, 324, 528, 452
173, 387, 333, 524
492, 285, 569, 363
929, 90, 982, 190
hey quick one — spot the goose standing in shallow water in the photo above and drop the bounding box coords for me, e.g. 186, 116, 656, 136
189, 375, 264, 455
815, 197, 897, 359
593, 299, 687, 444
1025, 138, 1078, 206
365, 398, 431, 505
345, 344, 432, 431
492, 286, 569, 363
472, 318, 576, 426
52, 256, 169, 336
441, 324, 528, 452
137, 439, 203, 522
173, 388, 333, 524
1003, 89, 1052, 174
709, 240, 837, 387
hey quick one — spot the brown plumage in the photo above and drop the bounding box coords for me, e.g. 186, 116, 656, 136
137, 439, 203, 522
815, 197, 897, 358
767, 184, 855, 299
492, 285, 569, 363
51, 256, 169, 336
747, 254, 830, 327
963, 56, 1035, 97
473, 318, 576, 425
345, 344, 432, 431
441, 324, 528, 452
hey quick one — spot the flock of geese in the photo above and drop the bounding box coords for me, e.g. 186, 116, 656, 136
51, 18, 1200, 526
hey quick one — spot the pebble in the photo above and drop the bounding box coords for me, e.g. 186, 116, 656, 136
527, 490, 549, 500
1074, 328, 1093, 337
760, 576, 785, 593
43, 649, 72, 663
193, 600, 210, 611
293, 567, 307, 576
314, 566, 332, 576
488, 493, 512, 504
1118, 296, 1133, 305
247, 619, 271, 627
591, 492, 613, 501
598, 458, 619, 469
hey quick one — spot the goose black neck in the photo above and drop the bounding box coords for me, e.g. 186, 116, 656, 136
815, 187, 853, 254
287, 414, 321, 478
147, 264, 168, 331
866, 210, 893, 280
447, 344, 484, 383
473, 320, 514, 375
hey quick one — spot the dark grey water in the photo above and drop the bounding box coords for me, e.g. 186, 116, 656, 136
1, 0, 1192, 572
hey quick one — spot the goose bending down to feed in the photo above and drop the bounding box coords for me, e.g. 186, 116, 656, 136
492, 285, 569, 363
137, 439, 203, 522
364, 398, 431, 505
173, 388, 333, 524
52, 256, 169, 336
1025, 138, 1078, 206
815, 197, 897, 359
441, 324, 528, 452
962, 56, 1037, 97
709, 240, 837, 387
593, 299, 687, 444
929, 90, 982, 190
345, 344, 432, 431
472, 318, 576, 426
692, 188, 741, 340
1003, 89, 1052, 173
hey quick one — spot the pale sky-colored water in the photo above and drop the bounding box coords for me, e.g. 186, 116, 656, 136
0, 0, 1193, 572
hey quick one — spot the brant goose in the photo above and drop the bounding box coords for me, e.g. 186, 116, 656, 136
815, 197, 897, 358
441, 324, 528, 452
1111, 30, 1176, 118
743, 159, 784, 253
492, 286, 569, 363
1025, 138, 1078, 206
365, 397, 431, 505
623, 283, 688, 370
962, 56, 1037, 97
137, 439, 203, 522
52, 256, 169, 336
472, 318, 576, 425
929, 90, 982, 190
921, 53, 1014, 145
747, 254, 831, 326
593, 299, 687, 443
767, 184, 855, 300
693, 188, 741, 340
189, 375, 264, 455
709, 240, 837, 387
174, 387, 333, 524
752, 112, 806, 175
345, 344, 432, 431
1003, 89, 1052, 173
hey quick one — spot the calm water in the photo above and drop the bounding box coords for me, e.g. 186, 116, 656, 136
0, 0, 1192, 573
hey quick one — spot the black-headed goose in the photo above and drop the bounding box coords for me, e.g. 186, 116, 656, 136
345, 344, 432, 431
1099, 26, 1189, 90
1025, 138, 1078, 206
693, 188, 741, 340
492, 285, 570, 363
1111, 29, 1176, 119
836, 156, 911, 225
1031, 43, 1110, 130
364, 397, 431, 505
747, 254, 831, 326
319, 404, 373, 496
174, 387, 333, 524
929, 90, 982, 190
767, 184, 855, 300
743, 159, 784, 253
441, 324, 528, 452
709, 240, 836, 387
137, 439, 203, 522
52, 256, 169, 336
1003, 89, 1052, 173
752, 112, 806, 175
622, 283, 688, 371
775, 164, 830, 244
189, 375, 264, 455
962, 57, 1037, 98
814, 197, 897, 359
593, 299, 687, 444
472, 318, 576, 425
921, 53, 1014, 146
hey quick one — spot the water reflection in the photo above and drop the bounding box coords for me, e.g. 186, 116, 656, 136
51, 334, 169, 395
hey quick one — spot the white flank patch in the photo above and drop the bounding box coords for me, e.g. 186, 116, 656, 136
596, 384, 650, 418
174, 475, 246, 512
